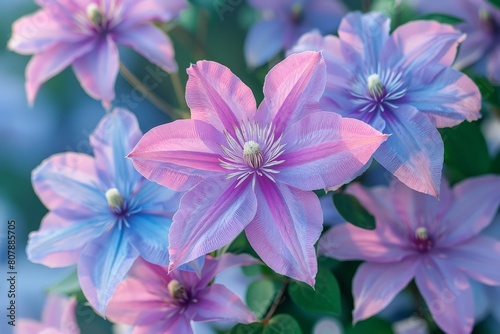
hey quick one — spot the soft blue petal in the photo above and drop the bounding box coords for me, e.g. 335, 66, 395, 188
89, 108, 143, 194
79, 226, 138, 315
127, 214, 171, 266
244, 19, 287, 68
27, 211, 113, 267
178, 256, 205, 277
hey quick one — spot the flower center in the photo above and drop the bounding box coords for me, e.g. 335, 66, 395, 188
367, 73, 384, 99
413, 227, 433, 252
219, 123, 286, 188
86, 3, 104, 27
243, 141, 264, 168
105, 188, 124, 209
351, 68, 407, 113
479, 7, 500, 34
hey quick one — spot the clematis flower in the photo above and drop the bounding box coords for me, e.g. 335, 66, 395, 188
8, 0, 186, 106
318, 175, 500, 334
244, 0, 346, 67
289, 12, 481, 196
16, 294, 79, 334
106, 254, 258, 334
410, 0, 500, 83
27, 109, 181, 315
128, 51, 388, 285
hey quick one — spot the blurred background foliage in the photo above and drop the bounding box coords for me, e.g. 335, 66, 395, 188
1, 0, 500, 333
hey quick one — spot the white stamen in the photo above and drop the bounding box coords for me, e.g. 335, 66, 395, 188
367, 73, 384, 98
86, 3, 104, 26
105, 188, 124, 209
243, 141, 263, 168
415, 227, 428, 240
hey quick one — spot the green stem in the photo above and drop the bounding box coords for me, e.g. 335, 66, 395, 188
170, 72, 188, 112
119, 62, 188, 119
263, 280, 289, 323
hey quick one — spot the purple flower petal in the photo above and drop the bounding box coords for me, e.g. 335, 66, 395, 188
120, 0, 187, 25
352, 258, 419, 322
105, 278, 167, 325
41, 294, 78, 331
90, 109, 143, 192
278, 112, 388, 190
337, 12, 390, 68
406, 63, 481, 128
447, 236, 500, 285
244, 19, 287, 68
415, 257, 474, 334
188, 284, 256, 323
373, 105, 443, 197
72, 35, 119, 106
186, 60, 257, 135
127, 214, 171, 266
31, 152, 104, 212
441, 175, 500, 246
245, 180, 322, 285
487, 45, 500, 83
128, 119, 226, 191
168, 176, 257, 269
25, 39, 95, 103
27, 211, 112, 267
383, 20, 464, 68
8, 10, 76, 54
114, 23, 177, 72
259, 51, 326, 135
318, 223, 413, 263
79, 227, 139, 315
247, 0, 293, 10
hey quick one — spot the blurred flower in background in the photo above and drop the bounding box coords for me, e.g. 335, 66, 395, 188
244, 0, 346, 67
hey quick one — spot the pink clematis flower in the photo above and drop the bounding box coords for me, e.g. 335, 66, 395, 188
319, 176, 500, 334
8, 0, 186, 106
128, 51, 388, 285
289, 12, 481, 196
106, 254, 258, 334
16, 294, 79, 334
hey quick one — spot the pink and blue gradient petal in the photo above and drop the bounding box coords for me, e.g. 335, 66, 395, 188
114, 24, 177, 72
168, 176, 258, 269
259, 51, 326, 134
278, 112, 387, 190
186, 61, 257, 135
188, 284, 257, 323
128, 119, 226, 191
352, 258, 420, 322
72, 35, 119, 106
441, 175, 500, 246
406, 63, 481, 128
373, 106, 443, 196
245, 179, 322, 285
25, 39, 95, 104
318, 223, 413, 263
79, 227, 139, 315
415, 257, 475, 334
383, 20, 464, 68
337, 11, 390, 67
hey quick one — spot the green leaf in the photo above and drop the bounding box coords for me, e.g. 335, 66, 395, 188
288, 266, 341, 315
417, 13, 463, 24
441, 121, 491, 184
246, 279, 277, 319
488, 0, 500, 9
264, 314, 302, 334
231, 323, 265, 334
333, 193, 376, 230
347, 317, 393, 334
491, 152, 500, 174
46, 269, 86, 302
